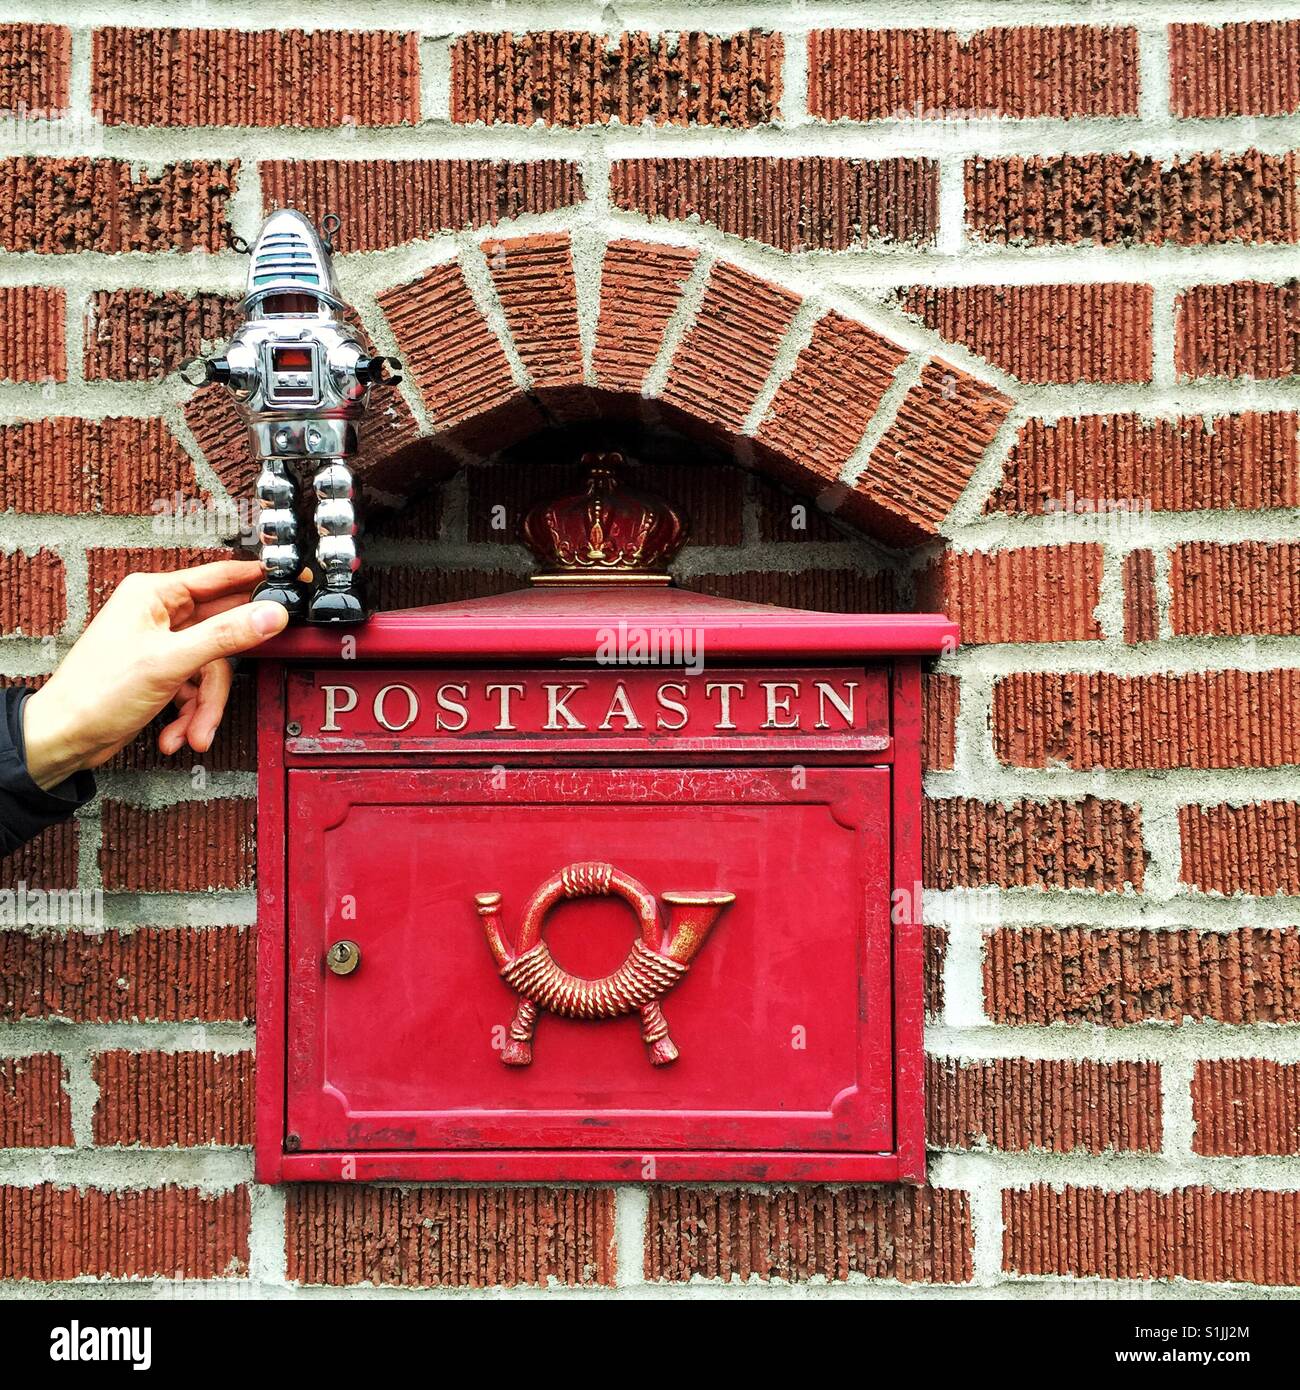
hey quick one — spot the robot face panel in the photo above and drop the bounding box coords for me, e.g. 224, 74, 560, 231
265, 339, 321, 406
220, 318, 368, 423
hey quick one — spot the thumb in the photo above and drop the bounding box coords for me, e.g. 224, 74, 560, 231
167, 600, 289, 673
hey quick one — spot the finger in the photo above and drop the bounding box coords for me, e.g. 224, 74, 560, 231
165, 599, 288, 675
174, 591, 259, 631
158, 695, 199, 755
187, 660, 234, 752
150, 562, 268, 620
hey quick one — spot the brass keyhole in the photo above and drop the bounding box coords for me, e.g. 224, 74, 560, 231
326, 940, 360, 976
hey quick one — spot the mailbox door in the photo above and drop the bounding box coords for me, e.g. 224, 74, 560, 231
285, 766, 893, 1156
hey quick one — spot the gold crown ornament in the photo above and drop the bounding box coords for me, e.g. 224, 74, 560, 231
522, 453, 686, 585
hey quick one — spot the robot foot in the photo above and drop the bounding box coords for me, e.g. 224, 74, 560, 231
306, 589, 367, 624
252, 578, 308, 619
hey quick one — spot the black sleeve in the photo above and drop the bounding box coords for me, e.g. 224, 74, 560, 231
0, 687, 96, 859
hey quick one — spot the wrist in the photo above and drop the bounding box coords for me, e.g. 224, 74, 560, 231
21, 687, 92, 791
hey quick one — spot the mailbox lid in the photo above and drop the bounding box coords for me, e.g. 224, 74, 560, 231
259, 581, 959, 663
285, 765, 894, 1157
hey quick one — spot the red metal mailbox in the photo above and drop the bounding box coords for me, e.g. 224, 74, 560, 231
254, 468, 955, 1184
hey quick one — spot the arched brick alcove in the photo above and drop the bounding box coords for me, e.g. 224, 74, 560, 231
182, 225, 1016, 588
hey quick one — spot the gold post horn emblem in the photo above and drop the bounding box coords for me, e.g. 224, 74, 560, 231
475, 862, 733, 1066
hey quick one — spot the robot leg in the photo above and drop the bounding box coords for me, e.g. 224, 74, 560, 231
306, 459, 367, 624
252, 458, 307, 617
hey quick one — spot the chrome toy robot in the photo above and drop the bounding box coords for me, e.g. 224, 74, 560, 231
182, 210, 402, 623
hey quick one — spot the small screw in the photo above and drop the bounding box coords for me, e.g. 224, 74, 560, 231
285, 1133, 301, 1151
286, 721, 302, 736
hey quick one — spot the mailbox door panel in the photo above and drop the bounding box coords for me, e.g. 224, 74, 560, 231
286, 767, 893, 1154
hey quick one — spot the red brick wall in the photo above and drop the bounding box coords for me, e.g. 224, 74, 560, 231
1, 11, 1298, 1296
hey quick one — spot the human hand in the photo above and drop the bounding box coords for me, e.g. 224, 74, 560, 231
22, 561, 289, 790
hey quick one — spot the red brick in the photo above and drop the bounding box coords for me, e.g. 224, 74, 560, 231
995, 670, 1300, 770
0, 24, 70, 116
484, 234, 584, 397
1004, 1186, 1300, 1284
682, 567, 897, 614
84, 290, 240, 383
0, 822, 78, 892
452, 30, 781, 127
287, 1186, 615, 1287
646, 1186, 972, 1283
0, 550, 64, 636
369, 567, 522, 611
0, 286, 64, 383
1171, 22, 1300, 117
663, 261, 801, 433
0, 417, 202, 515
927, 1057, 1160, 1153
379, 262, 540, 456
466, 459, 743, 547
923, 673, 958, 772
903, 284, 1153, 383
1176, 280, 1300, 380
1180, 801, 1300, 897
752, 473, 846, 542
809, 26, 1138, 121
0, 1184, 248, 1280
86, 546, 234, 618
609, 156, 937, 250
93, 1051, 252, 1147
758, 312, 907, 498
925, 924, 947, 1017
985, 926, 1300, 1026
593, 239, 699, 392
852, 359, 1012, 542
367, 490, 441, 544
98, 799, 255, 893
925, 796, 1144, 892
1193, 1059, 1300, 1156
1123, 549, 1158, 644
93, 27, 419, 127
916, 545, 1103, 644
110, 670, 255, 774
967, 152, 1300, 247
0, 926, 253, 1023
0, 1055, 71, 1147
181, 384, 253, 497
1170, 540, 1300, 637
262, 159, 582, 252
992, 412, 1299, 515
0, 157, 235, 254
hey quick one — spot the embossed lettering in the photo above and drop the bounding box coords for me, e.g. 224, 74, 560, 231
374, 683, 419, 732
543, 683, 586, 731
814, 681, 858, 729
486, 683, 525, 731
598, 682, 643, 730
656, 682, 689, 731
435, 683, 469, 731
320, 684, 357, 732
761, 681, 801, 729
704, 681, 745, 731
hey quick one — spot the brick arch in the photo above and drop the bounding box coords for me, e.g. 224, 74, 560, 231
184, 230, 1015, 550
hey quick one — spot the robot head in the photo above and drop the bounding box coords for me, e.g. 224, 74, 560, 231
181, 210, 401, 456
